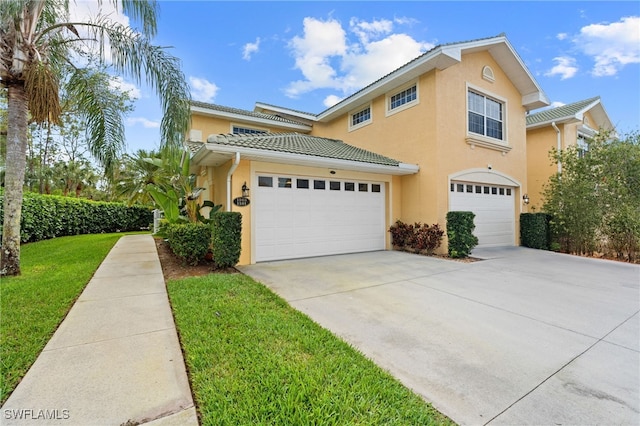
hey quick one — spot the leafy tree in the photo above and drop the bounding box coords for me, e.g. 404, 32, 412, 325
543, 130, 640, 260
1, 1, 190, 275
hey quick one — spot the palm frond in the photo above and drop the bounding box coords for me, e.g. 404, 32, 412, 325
66, 67, 125, 173
118, 0, 157, 38
84, 18, 190, 148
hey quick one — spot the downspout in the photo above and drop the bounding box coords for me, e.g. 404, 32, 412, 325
551, 121, 561, 174
226, 152, 240, 211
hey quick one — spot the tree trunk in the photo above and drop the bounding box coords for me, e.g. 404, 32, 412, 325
1, 84, 29, 276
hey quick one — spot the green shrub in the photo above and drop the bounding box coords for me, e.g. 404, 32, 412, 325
211, 212, 242, 268
389, 220, 444, 255
165, 222, 212, 266
446, 211, 479, 258
520, 213, 550, 250
0, 192, 152, 243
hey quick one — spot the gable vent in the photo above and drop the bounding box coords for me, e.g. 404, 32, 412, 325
482, 65, 495, 82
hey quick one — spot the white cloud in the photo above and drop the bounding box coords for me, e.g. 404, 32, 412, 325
550, 101, 566, 108
68, 1, 131, 63
127, 117, 160, 128
323, 95, 343, 108
189, 76, 219, 103
243, 38, 261, 61
349, 18, 393, 44
285, 16, 433, 99
545, 56, 579, 80
109, 77, 141, 99
556, 33, 568, 41
574, 16, 640, 77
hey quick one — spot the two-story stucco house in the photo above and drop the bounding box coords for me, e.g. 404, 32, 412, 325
525, 97, 614, 210
187, 34, 551, 265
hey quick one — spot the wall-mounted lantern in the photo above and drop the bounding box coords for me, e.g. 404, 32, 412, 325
233, 182, 251, 207
522, 194, 530, 205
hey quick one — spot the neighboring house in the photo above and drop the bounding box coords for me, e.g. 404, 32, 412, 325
188, 34, 551, 265
525, 97, 614, 210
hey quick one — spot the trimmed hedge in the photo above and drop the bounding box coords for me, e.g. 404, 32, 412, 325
520, 213, 550, 250
165, 222, 212, 266
0, 192, 152, 243
211, 212, 242, 268
446, 211, 479, 258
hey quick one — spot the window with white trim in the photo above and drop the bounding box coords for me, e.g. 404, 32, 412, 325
232, 125, 267, 135
468, 90, 504, 140
390, 85, 417, 110
350, 106, 371, 128
577, 133, 589, 158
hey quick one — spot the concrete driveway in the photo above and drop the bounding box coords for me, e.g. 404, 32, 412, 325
239, 247, 640, 425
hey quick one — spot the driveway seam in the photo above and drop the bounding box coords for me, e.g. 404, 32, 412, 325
484, 308, 640, 425
286, 268, 468, 302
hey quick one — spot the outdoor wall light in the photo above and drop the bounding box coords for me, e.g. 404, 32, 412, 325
522, 194, 530, 204
242, 182, 250, 198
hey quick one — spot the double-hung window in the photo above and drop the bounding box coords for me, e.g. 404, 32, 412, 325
468, 90, 503, 140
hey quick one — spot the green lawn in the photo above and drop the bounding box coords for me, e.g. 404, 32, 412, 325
0, 233, 142, 403
168, 273, 454, 425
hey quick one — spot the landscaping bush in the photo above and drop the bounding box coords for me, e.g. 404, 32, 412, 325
446, 211, 479, 258
389, 220, 444, 254
165, 222, 212, 266
0, 192, 152, 243
520, 213, 550, 250
211, 212, 242, 268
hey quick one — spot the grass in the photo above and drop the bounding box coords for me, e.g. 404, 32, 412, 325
0, 232, 143, 404
168, 273, 454, 425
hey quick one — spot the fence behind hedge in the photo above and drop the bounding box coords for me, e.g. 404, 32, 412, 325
0, 192, 153, 243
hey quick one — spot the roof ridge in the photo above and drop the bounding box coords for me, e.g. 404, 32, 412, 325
528, 96, 600, 118
190, 101, 310, 127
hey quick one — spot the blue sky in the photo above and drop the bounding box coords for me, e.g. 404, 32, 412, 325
83, 1, 640, 153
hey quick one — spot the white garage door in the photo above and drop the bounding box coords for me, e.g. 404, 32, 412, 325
254, 174, 386, 262
449, 181, 515, 247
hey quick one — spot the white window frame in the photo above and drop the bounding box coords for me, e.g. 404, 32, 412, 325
577, 132, 589, 159
231, 123, 268, 135
348, 103, 372, 131
385, 80, 419, 117
465, 83, 510, 153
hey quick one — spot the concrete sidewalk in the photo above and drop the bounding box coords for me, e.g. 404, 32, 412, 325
2, 235, 198, 425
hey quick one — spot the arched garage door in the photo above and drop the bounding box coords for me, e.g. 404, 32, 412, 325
449, 181, 515, 247
254, 174, 386, 262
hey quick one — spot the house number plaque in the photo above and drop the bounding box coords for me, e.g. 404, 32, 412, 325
233, 197, 250, 207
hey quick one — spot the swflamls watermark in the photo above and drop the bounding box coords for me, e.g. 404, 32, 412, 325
3, 408, 70, 420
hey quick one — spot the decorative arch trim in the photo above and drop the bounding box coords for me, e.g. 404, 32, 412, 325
449, 168, 521, 187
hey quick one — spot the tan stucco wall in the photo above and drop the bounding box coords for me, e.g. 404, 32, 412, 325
189, 114, 296, 142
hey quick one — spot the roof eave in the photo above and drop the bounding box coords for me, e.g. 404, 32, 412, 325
193, 143, 419, 176
317, 45, 460, 122
190, 105, 313, 132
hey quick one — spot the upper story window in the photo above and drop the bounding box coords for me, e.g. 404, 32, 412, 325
386, 81, 419, 116
468, 90, 503, 140
232, 125, 267, 135
349, 104, 372, 131
577, 133, 589, 158
390, 85, 417, 110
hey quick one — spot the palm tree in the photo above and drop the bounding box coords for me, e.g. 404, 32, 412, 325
1, 0, 190, 275
114, 148, 165, 205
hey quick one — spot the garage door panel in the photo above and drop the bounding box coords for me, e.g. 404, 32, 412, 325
255, 174, 385, 262
449, 181, 515, 248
